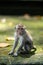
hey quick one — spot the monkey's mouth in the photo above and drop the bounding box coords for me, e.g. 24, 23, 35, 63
19, 31, 24, 35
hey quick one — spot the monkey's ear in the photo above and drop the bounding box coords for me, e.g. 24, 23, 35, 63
14, 26, 16, 31
23, 26, 26, 29
14, 25, 19, 30
14, 26, 16, 29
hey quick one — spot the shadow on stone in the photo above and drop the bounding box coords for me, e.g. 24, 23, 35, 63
0, 63, 7, 65
19, 48, 36, 58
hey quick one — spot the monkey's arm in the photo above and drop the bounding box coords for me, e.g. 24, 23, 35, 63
25, 30, 33, 41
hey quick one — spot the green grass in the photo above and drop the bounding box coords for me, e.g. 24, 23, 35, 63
0, 16, 43, 65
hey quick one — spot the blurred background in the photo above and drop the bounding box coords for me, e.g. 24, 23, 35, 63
0, 1, 43, 65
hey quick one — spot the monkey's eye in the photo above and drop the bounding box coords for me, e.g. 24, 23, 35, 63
21, 28, 24, 30
18, 28, 20, 30
18, 28, 23, 30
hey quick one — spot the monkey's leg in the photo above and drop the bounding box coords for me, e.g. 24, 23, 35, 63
13, 36, 25, 56
8, 38, 19, 55
24, 41, 31, 53
24, 41, 37, 53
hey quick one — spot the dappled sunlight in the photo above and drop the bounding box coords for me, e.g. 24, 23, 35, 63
35, 45, 43, 54
0, 23, 7, 30
0, 43, 10, 48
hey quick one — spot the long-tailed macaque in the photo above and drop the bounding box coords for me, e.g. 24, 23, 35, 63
8, 23, 36, 56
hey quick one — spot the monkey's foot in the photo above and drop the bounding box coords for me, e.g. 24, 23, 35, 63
8, 51, 14, 55
13, 53, 18, 57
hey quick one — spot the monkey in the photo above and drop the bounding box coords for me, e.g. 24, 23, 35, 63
8, 23, 36, 56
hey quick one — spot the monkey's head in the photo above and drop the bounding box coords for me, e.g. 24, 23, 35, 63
15, 23, 26, 35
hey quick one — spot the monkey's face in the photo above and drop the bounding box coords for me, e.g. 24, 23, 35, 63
17, 27, 24, 35
15, 24, 25, 35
